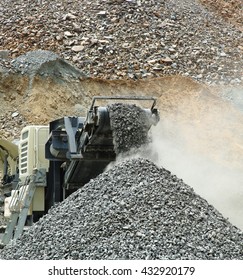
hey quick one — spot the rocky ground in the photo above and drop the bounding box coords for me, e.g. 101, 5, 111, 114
0, 0, 242, 84
200, 0, 243, 26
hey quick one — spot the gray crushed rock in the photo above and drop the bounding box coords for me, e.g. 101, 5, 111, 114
11, 50, 59, 75
0, 158, 242, 260
108, 103, 152, 154
10, 50, 83, 79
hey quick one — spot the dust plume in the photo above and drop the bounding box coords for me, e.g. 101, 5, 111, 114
149, 116, 243, 231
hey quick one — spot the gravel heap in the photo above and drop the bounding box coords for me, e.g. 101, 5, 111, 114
9, 50, 83, 79
11, 50, 59, 75
0, 158, 242, 260
0, 0, 242, 84
108, 103, 152, 154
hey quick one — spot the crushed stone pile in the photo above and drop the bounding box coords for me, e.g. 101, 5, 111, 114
11, 50, 83, 79
0, 0, 242, 84
11, 50, 59, 75
0, 158, 242, 260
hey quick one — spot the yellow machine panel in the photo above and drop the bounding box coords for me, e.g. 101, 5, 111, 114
19, 126, 49, 180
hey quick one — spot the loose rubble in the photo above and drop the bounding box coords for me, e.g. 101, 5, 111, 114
10, 50, 83, 79
11, 50, 59, 75
0, 0, 242, 84
200, 0, 242, 26
108, 103, 151, 154
0, 111, 27, 140
0, 158, 242, 260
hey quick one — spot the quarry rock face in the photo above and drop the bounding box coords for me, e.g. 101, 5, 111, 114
0, 0, 242, 84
